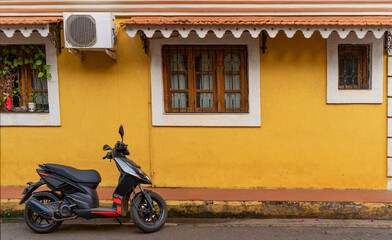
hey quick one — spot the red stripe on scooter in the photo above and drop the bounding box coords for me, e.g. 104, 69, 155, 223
39, 172, 53, 178
90, 211, 119, 217
116, 206, 122, 215
113, 198, 122, 204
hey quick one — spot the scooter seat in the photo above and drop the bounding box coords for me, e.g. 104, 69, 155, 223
43, 164, 101, 188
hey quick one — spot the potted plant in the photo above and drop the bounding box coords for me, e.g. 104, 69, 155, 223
0, 93, 11, 111
3, 78, 13, 111
28, 92, 36, 112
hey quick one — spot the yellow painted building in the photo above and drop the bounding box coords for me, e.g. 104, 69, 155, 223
1, 1, 392, 197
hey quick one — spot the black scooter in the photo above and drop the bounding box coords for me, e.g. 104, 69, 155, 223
20, 125, 167, 233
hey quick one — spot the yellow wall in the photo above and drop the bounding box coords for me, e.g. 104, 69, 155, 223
1, 22, 152, 187
152, 32, 387, 190
0, 22, 388, 190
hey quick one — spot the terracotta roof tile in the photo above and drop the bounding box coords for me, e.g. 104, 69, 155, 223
0, 17, 62, 25
122, 16, 392, 26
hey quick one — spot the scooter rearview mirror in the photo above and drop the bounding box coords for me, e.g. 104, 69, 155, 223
103, 145, 112, 151
119, 125, 124, 141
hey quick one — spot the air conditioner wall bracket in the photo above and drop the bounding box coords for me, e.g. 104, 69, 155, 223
68, 48, 117, 62
69, 49, 85, 61
104, 48, 117, 62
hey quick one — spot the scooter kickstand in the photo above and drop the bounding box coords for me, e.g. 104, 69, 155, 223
115, 217, 123, 225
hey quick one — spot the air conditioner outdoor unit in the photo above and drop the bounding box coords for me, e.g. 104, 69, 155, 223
63, 12, 116, 60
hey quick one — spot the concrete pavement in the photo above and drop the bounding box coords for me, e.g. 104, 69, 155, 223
1, 218, 392, 240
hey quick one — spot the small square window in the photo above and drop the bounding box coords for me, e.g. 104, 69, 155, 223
326, 32, 383, 104
338, 44, 370, 90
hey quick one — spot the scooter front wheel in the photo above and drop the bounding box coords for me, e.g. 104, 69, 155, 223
130, 191, 167, 233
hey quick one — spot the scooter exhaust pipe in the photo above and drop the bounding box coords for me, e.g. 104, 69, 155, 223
25, 198, 54, 218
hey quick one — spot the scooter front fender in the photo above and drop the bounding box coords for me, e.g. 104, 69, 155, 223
19, 179, 45, 204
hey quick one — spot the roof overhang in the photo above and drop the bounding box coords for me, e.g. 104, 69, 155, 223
0, 17, 62, 38
2, 1, 392, 17
123, 16, 392, 39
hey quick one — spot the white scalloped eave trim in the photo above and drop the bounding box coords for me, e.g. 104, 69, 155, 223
0, 24, 50, 38
126, 25, 391, 39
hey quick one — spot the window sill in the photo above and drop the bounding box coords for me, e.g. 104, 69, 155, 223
0, 112, 60, 126
153, 112, 260, 127
163, 112, 250, 115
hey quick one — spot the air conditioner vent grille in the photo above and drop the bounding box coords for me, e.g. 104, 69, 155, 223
66, 15, 97, 47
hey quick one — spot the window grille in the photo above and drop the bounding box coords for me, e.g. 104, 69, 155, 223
338, 44, 370, 89
0, 45, 49, 113
162, 45, 248, 113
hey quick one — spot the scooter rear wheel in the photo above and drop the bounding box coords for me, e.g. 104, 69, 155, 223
24, 192, 62, 233
130, 191, 167, 233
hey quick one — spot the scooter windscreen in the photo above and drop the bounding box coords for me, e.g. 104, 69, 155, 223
114, 157, 151, 183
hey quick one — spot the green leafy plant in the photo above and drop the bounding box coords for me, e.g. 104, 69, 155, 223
1, 45, 51, 79
0, 74, 12, 109
0, 93, 10, 107
29, 92, 36, 103
12, 87, 19, 95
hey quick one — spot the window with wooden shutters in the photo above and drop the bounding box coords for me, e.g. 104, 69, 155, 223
162, 45, 248, 113
1, 45, 49, 113
338, 44, 370, 89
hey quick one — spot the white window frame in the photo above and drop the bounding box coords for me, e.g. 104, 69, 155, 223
150, 32, 261, 127
0, 32, 60, 126
327, 32, 383, 104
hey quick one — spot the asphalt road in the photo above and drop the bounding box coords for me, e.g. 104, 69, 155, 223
1, 219, 391, 240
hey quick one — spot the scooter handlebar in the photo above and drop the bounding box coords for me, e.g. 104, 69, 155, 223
103, 152, 113, 160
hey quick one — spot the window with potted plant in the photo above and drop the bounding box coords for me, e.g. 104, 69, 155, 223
0, 45, 51, 113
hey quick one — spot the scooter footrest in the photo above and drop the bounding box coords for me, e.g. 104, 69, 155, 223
74, 207, 119, 219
